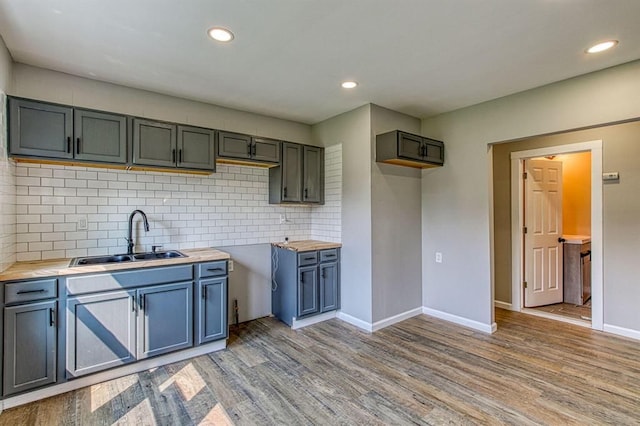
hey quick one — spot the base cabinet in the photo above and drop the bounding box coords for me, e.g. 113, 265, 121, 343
197, 278, 228, 344
272, 247, 340, 327
3, 300, 57, 396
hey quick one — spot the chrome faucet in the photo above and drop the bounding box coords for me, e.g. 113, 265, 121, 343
127, 209, 150, 254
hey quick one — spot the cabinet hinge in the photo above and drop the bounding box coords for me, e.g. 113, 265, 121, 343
523, 172, 528, 179
523, 226, 527, 234
523, 281, 528, 289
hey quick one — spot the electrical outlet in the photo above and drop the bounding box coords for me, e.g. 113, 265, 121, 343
435, 252, 443, 263
78, 215, 88, 230
228, 260, 234, 272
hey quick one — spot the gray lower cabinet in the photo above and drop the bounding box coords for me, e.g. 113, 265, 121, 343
376, 130, 444, 168
137, 282, 193, 359
272, 247, 340, 327
3, 300, 57, 396
269, 142, 324, 204
9, 97, 128, 164
197, 278, 228, 344
218, 131, 281, 165
66, 290, 137, 377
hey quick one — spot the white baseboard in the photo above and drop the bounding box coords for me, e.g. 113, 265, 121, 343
603, 324, 640, 341
292, 311, 337, 330
2, 339, 226, 410
422, 307, 496, 334
371, 307, 422, 332
494, 300, 513, 310
336, 311, 373, 332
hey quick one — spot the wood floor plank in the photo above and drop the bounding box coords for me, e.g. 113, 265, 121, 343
2, 309, 640, 425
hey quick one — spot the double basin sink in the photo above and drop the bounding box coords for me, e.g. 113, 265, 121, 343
70, 250, 186, 267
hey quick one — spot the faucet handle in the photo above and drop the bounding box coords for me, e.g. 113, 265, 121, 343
152, 245, 163, 253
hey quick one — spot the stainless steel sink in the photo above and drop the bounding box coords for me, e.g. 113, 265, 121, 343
132, 250, 186, 260
70, 250, 187, 266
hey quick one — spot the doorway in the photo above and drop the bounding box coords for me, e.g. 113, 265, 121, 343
510, 141, 603, 330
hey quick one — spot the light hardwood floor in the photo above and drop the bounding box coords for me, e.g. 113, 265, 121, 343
1, 309, 639, 425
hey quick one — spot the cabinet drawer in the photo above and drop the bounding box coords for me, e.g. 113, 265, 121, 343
198, 261, 228, 278
320, 249, 338, 262
4, 279, 57, 304
298, 251, 318, 266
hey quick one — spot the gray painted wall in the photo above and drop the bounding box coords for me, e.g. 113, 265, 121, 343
10, 64, 313, 145
312, 105, 373, 323
0, 36, 15, 274
370, 105, 422, 322
217, 244, 273, 324
422, 59, 640, 330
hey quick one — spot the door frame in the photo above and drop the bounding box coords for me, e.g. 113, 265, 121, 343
510, 140, 603, 330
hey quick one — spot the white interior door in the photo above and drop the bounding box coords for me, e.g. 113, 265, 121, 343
524, 159, 563, 307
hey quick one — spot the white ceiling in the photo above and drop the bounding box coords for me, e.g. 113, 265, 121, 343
1, 0, 640, 124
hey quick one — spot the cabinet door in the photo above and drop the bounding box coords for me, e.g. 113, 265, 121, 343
3, 300, 57, 396
197, 278, 228, 345
74, 109, 128, 164
423, 138, 444, 165
9, 98, 73, 159
303, 145, 323, 203
132, 118, 177, 167
66, 290, 136, 377
177, 125, 215, 171
282, 142, 303, 202
137, 282, 193, 359
397, 132, 423, 161
319, 262, 339, 312
218, 131, 252, 160
252, 137, 281, 163
297, 265, 319, 317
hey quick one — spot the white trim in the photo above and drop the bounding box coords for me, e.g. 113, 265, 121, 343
510, 140, 603, 331
521, 308, 591, 329
603, 324, 640, 341
422, 307, 496, 334
2, 339, 226, 410
336, 311, 373, 332
371, 307, 422, 332
494, 300, 513, 310
292, 311, 337, 330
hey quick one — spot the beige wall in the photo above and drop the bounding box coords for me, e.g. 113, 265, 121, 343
422, 59, 640, 331
0, 36, 15, 273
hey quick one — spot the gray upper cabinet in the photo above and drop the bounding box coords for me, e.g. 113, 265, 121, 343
132, 118, 178, 168
269, 142, 324, 204
303, 145, 323, 203
74, 109, 128, 163
376, 130, 444, 169
3, 300, 57, 396
218, 131, 281, 165
177, 125, 216, 171
137, 282, 193, 360
197, 277, 228, 345
9, 97, 73, 159
66, 290, 137, 378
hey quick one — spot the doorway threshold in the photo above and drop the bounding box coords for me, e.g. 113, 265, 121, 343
521, 308, 591, 328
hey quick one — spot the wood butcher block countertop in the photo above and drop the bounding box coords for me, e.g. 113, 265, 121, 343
0, 247, 231, 282
271, 240, 342, 252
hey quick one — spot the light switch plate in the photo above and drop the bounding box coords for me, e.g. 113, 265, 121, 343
228, 260, 234, 272
77, 215, 88, 230
602, 172, 619, 181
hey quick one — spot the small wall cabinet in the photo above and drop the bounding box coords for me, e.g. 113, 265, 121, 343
271, 247, 340, 327
9, 97, 127, 164
269, 142, 324, 204
2, 278, 59, 397
218, 131, 281, 165
376, 130, 444, 169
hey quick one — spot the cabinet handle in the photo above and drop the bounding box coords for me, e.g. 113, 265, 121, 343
304, 188, 308, 199
324, 255, 335, 258
247, 142, 252, 156
202, 286, 207, 300
139, 294, 144, 310
76, 137, 81, 154
131, 295, 136, 312
179, 149, 183, 163
172, 149, 176, 163
304, 257, 315, 260
16, 288, 46, 294
283, 187, 287, 198
252, 143, 256, 156
207, 268, 224, 272
49, 308, 56, 327
67, 136, 71, 153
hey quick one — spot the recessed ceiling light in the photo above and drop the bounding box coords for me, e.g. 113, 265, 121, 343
208, 27, 234, 42
341, 81, 358, 89
586, 40, 618, 54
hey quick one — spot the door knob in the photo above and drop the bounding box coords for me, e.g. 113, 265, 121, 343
558, 237, 566, 243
